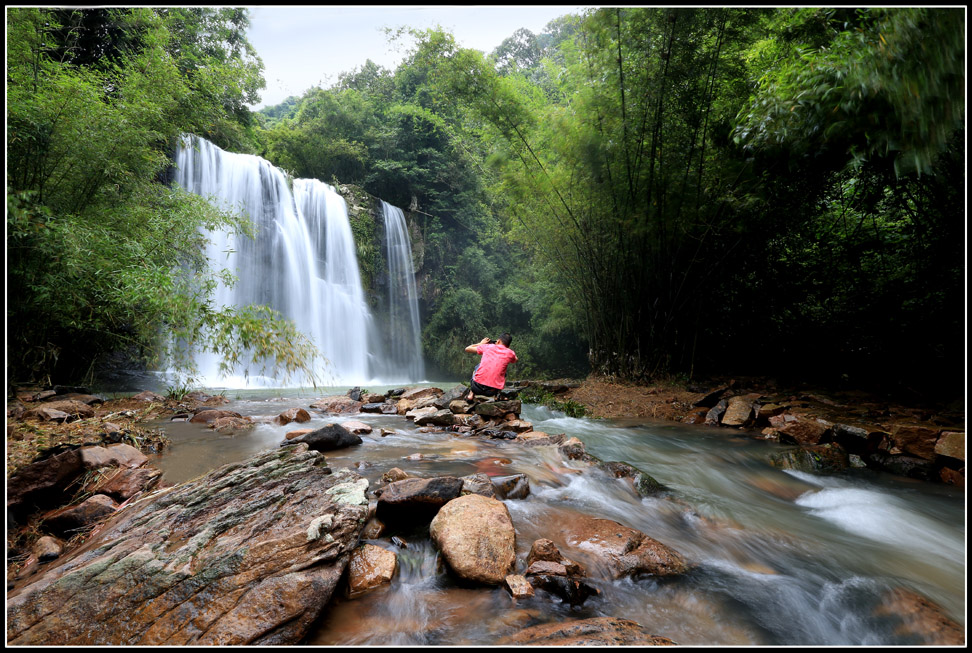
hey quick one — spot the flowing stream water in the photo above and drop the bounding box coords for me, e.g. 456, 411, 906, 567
151, 387, 966, 646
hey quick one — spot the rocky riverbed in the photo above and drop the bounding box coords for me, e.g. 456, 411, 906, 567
5, 379, 965, 645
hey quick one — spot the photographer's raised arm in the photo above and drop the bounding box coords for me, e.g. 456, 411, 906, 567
465, 337, 491, 353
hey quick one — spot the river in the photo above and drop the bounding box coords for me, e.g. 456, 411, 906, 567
150, 384, 966, 646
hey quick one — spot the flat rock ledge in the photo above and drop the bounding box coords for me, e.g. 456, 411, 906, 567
6, 445, 369, 646
499, 616, 676, 646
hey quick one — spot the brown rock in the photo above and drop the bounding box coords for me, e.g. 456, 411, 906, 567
41, 494, 118, 535
210, 415, 254, 432
44, 393, 103, 405
6, 448, 369, 645
502, 419, 534, 433
362, 393, 385, 404
376, 476, 463, 523
430, 494, 516, 585
560, 516, 688, 579
79, 444, 148, 470
273, 407, 311, 426
32, 535, 65, 562
939, 466, 965, 487
360, 518, 386, 539
515, 431, 565, 447
460, 473, 497, 498
505, 574, 535, 599
933, 431, 964, 461
492, 474, 530, 500
398, 386, 444, 402
891, 423, 942, 460
309, 396, 363, 414
131, 390, 165, 402
414, 409, 455, 427
777, 415, 832, 445
189, 409, 242, 424
527, 538, 585, 576
681, 407, 709, 425
7, 448, 84, 513
448, 399, 472, 414
474, 400, 522, 418
525, 560, 568, 576
405, 406, 438, 421
498, 617, 676, 646
346, 543, 397, 598
22, 406, 71, 422
340, 420, 373, 434
721, 395, 755, 427
285, 429, 314, 440
83, 466, 163, 501
380, 467, 411, 483
874, 588, 964, 645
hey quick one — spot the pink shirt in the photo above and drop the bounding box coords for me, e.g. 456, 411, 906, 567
473, 343, 518, 390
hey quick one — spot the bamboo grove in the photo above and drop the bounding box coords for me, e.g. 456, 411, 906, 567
6, 7, 965, 400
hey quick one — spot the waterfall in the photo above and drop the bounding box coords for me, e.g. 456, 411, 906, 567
374, 201, 426, 382
171, 135, 424, 387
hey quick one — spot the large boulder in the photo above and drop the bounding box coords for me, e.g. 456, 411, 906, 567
7, 446, 369, 645
429, 494, 516, 585
283, 423, 361, 452
558, 516, 688, 579
375, 476, 463, 523
498, 617, 676, 646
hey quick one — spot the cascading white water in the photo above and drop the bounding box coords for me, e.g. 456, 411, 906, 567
171, 135, 424, 387
374, 200, 425, 382
293, 178, 373, 384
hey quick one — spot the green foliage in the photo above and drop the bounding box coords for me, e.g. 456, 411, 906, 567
6, 7, 316, 387
734, 8, 965, 175
518, 386, 588, 418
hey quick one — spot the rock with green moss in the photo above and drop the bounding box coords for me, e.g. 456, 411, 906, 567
6, 445, 368, 646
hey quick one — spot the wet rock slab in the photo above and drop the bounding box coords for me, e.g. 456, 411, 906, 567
499, 616, 676, 645
7, 446, 369, 645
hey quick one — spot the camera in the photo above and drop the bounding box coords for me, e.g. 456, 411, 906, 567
487, 339, 496, 344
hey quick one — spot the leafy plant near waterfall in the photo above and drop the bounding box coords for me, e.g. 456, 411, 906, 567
6, 7, 318, 386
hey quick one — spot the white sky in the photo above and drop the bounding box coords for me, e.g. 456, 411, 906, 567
246, 5, 587, 109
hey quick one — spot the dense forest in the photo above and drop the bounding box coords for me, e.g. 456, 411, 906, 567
6, 7, 965, 401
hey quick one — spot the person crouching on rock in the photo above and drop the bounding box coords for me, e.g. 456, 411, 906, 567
464, 333, 517, 402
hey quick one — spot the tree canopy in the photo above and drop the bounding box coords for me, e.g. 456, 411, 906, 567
7, 7, 964, 401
